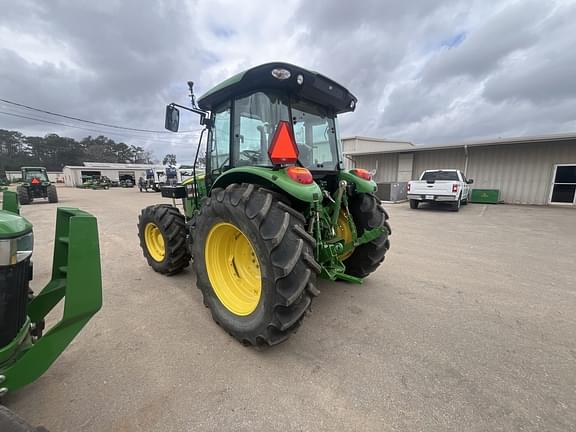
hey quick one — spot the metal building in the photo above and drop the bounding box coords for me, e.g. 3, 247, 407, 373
343, 133, 576, 206
62, 162, 165, 187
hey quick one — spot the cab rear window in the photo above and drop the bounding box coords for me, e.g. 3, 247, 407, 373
421, 171, 459, 181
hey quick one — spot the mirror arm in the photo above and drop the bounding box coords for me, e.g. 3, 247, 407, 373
168, 103, 212, 126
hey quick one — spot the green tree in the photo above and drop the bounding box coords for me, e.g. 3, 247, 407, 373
163, 153, 177, 165
0, 130, 26, 171
0, 129, 156, 170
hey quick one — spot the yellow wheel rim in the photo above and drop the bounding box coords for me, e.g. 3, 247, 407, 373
335, 211, 355, 260
205, 222, 262, 316
144, 222, 165, 262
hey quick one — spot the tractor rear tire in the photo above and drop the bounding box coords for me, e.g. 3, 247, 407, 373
344, 193, 391, 278
192, 183, 320, 346
17, 186, 30, 205
138, 204, 191, 275
47, 185, 58, 203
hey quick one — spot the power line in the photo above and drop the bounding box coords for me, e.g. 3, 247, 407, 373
0, 97, 200, 134
0, 110, 199, 143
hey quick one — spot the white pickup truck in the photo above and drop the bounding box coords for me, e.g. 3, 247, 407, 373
407, 169, 473, 211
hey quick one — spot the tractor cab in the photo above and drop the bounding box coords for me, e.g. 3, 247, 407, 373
166, 63, 358, 189
206, 91, 343, 177
22, 167, 49, 184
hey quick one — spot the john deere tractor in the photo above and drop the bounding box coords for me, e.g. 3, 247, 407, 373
0, 190, 102, 400
137, 63, 391, 346
16, 167, 58, 205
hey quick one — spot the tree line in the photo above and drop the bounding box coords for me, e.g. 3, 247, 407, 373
0, 129, 155, 172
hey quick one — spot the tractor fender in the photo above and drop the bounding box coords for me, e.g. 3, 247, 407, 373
338, 170, 377, 193
211, 167, 322, 203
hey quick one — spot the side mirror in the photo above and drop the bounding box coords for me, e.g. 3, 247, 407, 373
467, 179, 474, 184
165, 105, 180, 132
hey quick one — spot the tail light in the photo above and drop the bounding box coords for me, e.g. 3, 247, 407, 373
350, 168, 372, 181
452, 183, 458, 193
286, 166, 313, 184
407, 183, 411, 192
268, 121, 299, 165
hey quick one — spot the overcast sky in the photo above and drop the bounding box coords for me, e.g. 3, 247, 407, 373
1, 0, 575, 163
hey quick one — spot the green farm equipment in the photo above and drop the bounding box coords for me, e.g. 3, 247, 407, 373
137, 63, 391, 346
78, 176, 110, 190
0, 190, 102, 396
16, 167, 58, 205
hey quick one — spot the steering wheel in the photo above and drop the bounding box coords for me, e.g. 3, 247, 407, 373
239, 149, 261, 162
218, 150, 262, 170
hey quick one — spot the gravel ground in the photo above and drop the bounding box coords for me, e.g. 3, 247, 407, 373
3, 186, 576, 431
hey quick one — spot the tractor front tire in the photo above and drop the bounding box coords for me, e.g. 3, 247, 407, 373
47, 185, 58, 203
344, 193, 391, 278
192, 183, 320, 346
138, 204, 191, 275
17, 186, 30, 205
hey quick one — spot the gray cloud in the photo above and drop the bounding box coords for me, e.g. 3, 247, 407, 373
0, 0, 575, 162
420, 1, 546, 84
483, 2, 576, 105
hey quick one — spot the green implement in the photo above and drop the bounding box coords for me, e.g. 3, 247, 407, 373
470, 189, 500, 204
0, 191, 102, 395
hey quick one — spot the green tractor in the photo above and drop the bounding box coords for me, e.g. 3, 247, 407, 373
0, 190, 102, 399
137, 63, 391, 346
16, 167, 58, 205
78, 175, 110, 190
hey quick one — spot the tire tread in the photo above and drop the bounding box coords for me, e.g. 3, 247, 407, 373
192, 183, 317, 346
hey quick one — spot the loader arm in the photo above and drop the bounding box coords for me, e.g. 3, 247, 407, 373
0, 208, 102, 393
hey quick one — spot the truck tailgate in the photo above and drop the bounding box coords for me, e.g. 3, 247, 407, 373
410, 181, 455, 195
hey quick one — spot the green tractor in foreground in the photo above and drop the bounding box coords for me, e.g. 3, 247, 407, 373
16, 167, 58, 205
138, 63, 391, 346
0, 190, 102, 399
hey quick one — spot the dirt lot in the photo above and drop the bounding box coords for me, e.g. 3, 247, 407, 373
4, 186, 576, 431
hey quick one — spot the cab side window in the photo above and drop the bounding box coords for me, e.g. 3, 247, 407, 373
211, 102, 231, 173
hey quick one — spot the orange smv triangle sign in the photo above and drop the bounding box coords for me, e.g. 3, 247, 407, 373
268, 121, 299, 165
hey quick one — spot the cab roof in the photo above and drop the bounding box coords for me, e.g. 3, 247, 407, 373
197, 62, 358, 114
